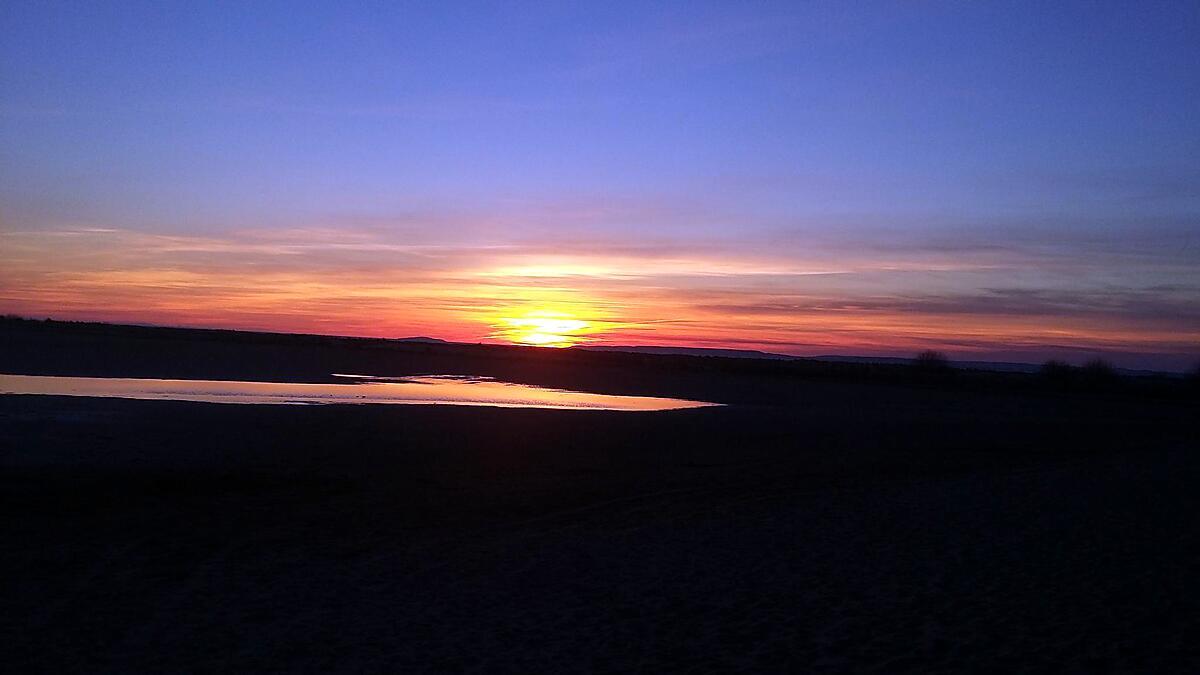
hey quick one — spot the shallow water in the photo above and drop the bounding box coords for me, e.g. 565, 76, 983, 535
0, 373, 716, 411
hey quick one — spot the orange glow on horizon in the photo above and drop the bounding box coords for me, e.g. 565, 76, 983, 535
491, 309, 597, 347
2, 227, 1197, 370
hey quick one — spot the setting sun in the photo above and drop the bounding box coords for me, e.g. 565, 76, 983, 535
493, 310, 593, 347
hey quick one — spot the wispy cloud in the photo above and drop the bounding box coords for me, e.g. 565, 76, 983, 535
1, 222, 1197, 369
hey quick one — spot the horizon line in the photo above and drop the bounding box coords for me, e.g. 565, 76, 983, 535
4, 313, 1194, 375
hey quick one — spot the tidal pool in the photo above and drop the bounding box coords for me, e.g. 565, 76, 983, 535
0, 373, 717, 411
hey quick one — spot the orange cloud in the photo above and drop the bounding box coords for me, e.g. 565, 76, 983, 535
2, 226, 1197, 368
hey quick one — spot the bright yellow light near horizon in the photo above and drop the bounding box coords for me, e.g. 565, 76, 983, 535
494, 310, 593, 348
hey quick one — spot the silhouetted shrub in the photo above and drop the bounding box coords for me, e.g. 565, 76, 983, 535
1080, 358, 1118, 385
913, 350, 951, 373
1040, 359, 1075, 383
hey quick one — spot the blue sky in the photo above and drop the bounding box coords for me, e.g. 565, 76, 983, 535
2, 1, 1198, 368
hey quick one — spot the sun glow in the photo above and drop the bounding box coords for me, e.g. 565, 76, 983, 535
494, 310, 593, 347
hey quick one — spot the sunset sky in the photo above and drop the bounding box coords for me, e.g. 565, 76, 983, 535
2, 2, 1198, 369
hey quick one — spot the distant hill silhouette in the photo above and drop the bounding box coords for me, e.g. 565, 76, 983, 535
575, 345, 796, 361
576, 344, 1179, 378
0, 316, 1188, 385
810, 354, 1178, 378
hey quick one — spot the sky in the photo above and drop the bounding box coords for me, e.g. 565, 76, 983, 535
2, 1, 1198, 370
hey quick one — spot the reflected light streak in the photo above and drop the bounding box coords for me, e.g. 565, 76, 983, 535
0, 373, 718, 411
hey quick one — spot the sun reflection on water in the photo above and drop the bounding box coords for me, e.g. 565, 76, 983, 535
0, 373, 718, 411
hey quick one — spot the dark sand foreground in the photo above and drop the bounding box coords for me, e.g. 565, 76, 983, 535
3, 383, 1197, 672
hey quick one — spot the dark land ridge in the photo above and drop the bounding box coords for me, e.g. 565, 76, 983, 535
2, 317, 1197, 672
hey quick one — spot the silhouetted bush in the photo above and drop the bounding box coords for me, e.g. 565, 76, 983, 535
1080, 358, 1118, 385
1040, 359, 1075, 383
913, 350, 952, 374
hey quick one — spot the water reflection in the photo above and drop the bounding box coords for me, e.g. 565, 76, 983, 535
0, 373, 716, 411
